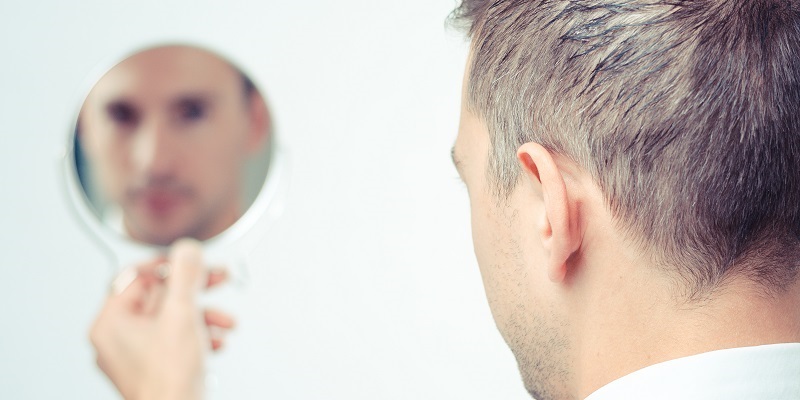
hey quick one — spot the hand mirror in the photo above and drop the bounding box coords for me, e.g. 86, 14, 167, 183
64, 44, 286, 280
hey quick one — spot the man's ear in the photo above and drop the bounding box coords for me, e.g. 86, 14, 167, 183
246, 91, 270, 154
517, 142, 581, 283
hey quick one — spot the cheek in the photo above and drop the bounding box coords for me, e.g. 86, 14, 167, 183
469, 197, 526, 334
200, 116, 250, 158
469, 193, 510, 286
186, 125, 248, 191
470, 203, 491, 269
467, 189, 485, 261
93, 142, 130, 196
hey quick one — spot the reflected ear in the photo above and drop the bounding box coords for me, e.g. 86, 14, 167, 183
246, 91, 270, 154
517, 143, 581, 283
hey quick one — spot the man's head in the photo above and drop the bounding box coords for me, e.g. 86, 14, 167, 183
451, 0, 800, 398
79, 45, 269, 246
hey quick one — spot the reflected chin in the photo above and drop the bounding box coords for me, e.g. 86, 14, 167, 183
127, 186, 193, 218
123, 213, 193, 247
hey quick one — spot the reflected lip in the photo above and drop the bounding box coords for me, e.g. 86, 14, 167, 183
135, 189, 185, 214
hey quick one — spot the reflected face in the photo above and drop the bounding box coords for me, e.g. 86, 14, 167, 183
79, 46, 268, 246
453, 62, 570, 399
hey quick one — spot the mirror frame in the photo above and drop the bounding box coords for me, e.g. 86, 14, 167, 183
61, 41, 289, 274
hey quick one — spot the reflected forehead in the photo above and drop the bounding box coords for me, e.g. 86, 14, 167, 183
87, 66, 231, 113
90, 47, 239, 103
102, 91, 218, 105
121, 46, 235, 78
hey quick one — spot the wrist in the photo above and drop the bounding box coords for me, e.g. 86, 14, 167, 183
135, 372, 204, 400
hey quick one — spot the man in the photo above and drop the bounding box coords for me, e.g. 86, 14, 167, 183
79, 45, 269, 246
90, 0, 800, 398
449, 0, 800, 398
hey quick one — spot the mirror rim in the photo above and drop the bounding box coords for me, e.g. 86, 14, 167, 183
62, 41, 287, 263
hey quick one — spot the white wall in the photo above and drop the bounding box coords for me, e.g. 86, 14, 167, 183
0, 1, 529, 398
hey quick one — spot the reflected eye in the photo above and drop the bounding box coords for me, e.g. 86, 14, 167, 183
177, 99, 206, 121
107, 102, 138, 126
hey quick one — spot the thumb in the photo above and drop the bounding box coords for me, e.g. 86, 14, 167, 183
164, 238, 206, 307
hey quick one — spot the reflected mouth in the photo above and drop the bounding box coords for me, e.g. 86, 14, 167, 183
128, 184, 193, 216
141, 190, 182, 214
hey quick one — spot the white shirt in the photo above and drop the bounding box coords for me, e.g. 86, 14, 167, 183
585, 343, 800, 399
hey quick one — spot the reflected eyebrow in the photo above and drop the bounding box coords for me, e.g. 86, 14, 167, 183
170, 93, 217, 108
104, 97, 137, 110
104, 98, 140, 120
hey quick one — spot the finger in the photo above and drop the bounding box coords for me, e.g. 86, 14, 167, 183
211, 337, 225, 351
207, 324, 230, 351
137, 257, 169, 282
109, 267, 139, 297
107, 268, 151, 310
206, 268, 229, 289
163, 238, 205, 306
95, 355, 110, 376
204, 309, 236, 329
140, 281, 166, 316
117, 257, 169, 314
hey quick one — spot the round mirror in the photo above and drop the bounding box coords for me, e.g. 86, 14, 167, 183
65, 44, 285, 269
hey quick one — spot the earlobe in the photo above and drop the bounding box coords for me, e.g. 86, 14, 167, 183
517, 143, 580, 284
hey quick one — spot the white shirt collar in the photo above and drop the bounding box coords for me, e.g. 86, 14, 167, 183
585, 343, 800, 399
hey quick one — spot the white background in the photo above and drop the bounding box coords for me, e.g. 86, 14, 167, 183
0, 1, 529, 399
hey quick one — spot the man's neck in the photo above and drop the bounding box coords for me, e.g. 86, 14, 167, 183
573, 264, 800, 398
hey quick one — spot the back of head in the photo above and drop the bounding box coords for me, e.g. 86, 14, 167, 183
453, 0, 800, 298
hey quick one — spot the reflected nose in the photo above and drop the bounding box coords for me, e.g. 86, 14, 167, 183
132, 119, 174, 178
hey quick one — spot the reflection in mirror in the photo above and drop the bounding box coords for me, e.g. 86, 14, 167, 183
74, 45, 272, 247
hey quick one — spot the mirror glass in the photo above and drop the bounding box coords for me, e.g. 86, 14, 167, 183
72, 45, 272, 247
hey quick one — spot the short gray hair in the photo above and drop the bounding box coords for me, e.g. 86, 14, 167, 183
451, 0, 800, 297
